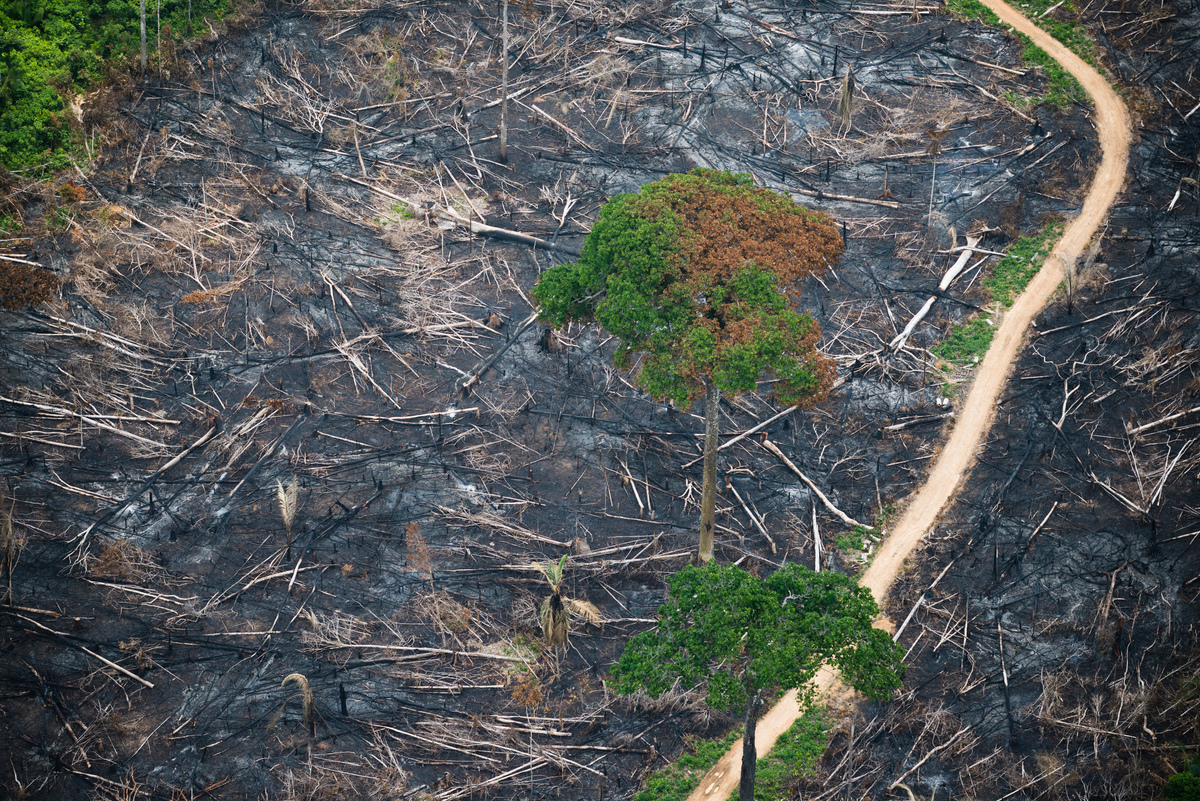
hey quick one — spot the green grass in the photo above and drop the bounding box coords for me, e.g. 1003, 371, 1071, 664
0, 0, 233, 171
934, 221, 1064, 365
835, 527, 866, 552
635, 710, 829, 801
736, 708, 829, 801
942, 0, 1096, 109
835, 505, 894, 557
933, 315, 995, 364
1018, 36, 1088, 109
983, 220, 1064, 307
636, 727, 744, 801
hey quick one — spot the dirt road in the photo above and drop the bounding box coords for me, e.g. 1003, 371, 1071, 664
687, 5, 1131, 800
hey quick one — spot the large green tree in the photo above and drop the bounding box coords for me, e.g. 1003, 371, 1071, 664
533, 169, 842, 562
610, 563, 903, 801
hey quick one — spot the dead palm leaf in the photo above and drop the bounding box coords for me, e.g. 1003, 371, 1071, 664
837, 66, 855, 136
540, 594, 568, 649
276, 477, 299, 558
565, 597, 602, 624
270, 672, 315, 737
532, 554, 598, 650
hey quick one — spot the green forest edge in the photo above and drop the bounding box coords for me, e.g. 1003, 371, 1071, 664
0, 0, 235, 174
634, 708, 829, 801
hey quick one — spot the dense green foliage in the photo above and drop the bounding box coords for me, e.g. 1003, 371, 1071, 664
610, 563, 904, 712
533, 169, 841, 409
1166, 757, 1200, 801
738, 707, 828, 801
634, 727, 744, 801
0, 0, 231, 169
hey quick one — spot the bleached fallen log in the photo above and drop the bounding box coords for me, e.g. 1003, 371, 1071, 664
437, 506, 571, 548
682, 404, 801, 469
760, 438, 870, 530
892, 558, 957, 642
787, 185, 901, 209
6, 611, 154, 688
889, 234, 983, 351
72, 425, 219, 555
0, 394, 169, 450
523, 101, 594, 151
342, 175, 581, 256
1126, 405, 1200, 437
728, 482, 776, 554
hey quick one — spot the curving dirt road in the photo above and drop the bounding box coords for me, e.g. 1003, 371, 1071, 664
687, 5, 1131, 800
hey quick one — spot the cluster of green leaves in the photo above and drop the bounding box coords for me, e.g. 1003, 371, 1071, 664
835, 505, 895, 554
984, 219, 1064, 307
731, 708, 828, 801
941, 0, 1092, 109
609, 562, 904, 711
0, 0, 231, 170
533, 169, 839, 409
1166, 756, 1200, 801
635, 727, 744, 801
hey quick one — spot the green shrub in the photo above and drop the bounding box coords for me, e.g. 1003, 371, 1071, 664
835, 527, 866, 552
1165, 772, 1200, 801
984, 220, 1064, 308
740, 708, 828, 801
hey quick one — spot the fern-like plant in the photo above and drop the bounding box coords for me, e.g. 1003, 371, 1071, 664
276, 478, 299, 558
533, 554, 599, 650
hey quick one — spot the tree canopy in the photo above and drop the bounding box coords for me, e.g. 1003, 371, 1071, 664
532, 169, 843, 409
609, 562, 904, 711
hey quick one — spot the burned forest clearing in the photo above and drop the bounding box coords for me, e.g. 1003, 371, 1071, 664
0, 0, 1198, 799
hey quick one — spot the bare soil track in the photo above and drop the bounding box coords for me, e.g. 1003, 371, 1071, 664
689, 4, 1133, 801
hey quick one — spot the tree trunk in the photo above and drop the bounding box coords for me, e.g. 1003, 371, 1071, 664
498, 0, 509, 163
698, 377, 719, 563
139, 0, 147, 72
739, 693, 764, 801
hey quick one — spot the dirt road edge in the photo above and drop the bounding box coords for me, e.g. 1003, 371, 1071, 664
686, 5, 1131, 800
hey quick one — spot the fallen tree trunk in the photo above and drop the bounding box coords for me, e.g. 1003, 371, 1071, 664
889, 233, 983, 351
760, 438, 870, 530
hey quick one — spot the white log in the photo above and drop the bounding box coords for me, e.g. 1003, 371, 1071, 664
889, 234, 983, 352
760, 438, 869, 530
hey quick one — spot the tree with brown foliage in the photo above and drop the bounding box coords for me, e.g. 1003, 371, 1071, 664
534, 170, 842, 561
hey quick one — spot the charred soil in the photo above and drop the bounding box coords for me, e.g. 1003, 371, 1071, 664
0, 0, 1189, 799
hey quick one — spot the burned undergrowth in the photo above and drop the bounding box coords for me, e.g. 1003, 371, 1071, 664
0, 0, 1161, 798
818, 0, 1200, 797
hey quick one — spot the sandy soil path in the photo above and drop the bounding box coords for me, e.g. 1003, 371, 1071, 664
687, 6, 1131, 800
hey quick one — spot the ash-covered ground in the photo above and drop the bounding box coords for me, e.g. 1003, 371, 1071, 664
0, 0, 1191, 798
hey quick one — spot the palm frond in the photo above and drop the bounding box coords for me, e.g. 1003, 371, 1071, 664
837, 66, 855, 135
532, 553, 568, 592
281, 672, 314, 736
541, 594, 568, 649
277, 478, 299, 531
565, 598, 602, 625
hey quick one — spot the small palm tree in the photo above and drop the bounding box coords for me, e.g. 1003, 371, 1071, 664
533, 555, 600, 650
